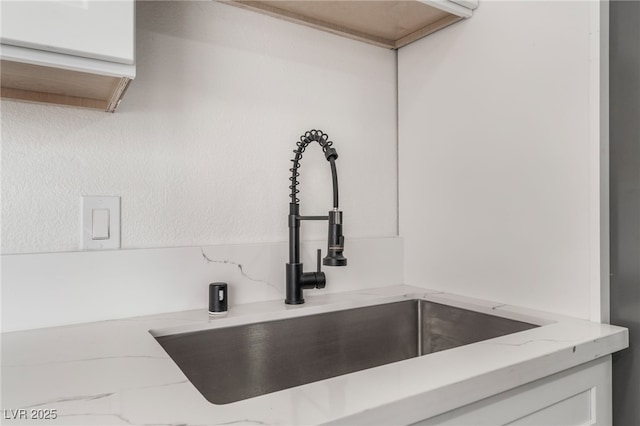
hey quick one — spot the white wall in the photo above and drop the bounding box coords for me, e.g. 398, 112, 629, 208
399, 1, 607, 320
0, 1, 397, 254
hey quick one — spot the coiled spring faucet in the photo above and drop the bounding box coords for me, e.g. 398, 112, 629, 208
286, 129, 347, 305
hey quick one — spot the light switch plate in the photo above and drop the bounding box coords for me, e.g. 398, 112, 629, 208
81, 196, 120, 250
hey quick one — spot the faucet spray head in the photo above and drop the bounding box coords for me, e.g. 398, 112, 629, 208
323, 209, 347, 267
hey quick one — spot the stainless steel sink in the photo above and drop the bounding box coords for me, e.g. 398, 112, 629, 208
153, 299, 537, 404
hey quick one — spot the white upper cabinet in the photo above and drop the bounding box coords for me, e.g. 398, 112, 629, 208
1, 0, 134, 64
0, 0, 135, 112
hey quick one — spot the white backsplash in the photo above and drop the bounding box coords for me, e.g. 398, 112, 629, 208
1, 237, 403, 332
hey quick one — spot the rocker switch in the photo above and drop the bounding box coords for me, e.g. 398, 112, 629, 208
92, 209, 110, 240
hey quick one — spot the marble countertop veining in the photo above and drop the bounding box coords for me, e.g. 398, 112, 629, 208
0, 285, 628, 425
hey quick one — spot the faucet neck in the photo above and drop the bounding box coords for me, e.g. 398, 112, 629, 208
288, 203, 300, 264
289, 129, 339, 209
285, 129, 346, 305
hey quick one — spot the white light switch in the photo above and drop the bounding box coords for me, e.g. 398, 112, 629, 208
81, 196, 120, 250
92, 209, 110, 240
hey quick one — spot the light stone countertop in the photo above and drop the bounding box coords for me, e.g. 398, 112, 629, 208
1, 285, 629, 425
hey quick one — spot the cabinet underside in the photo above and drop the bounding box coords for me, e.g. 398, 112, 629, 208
221, 0, 466, 49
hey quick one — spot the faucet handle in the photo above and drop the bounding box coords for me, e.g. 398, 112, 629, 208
299, 249, 326, 291
315, 249, 326, 289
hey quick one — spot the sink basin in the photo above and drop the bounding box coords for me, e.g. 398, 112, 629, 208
153, 299, 537, 404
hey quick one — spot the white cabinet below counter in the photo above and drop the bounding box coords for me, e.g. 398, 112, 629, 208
0, 0, 135, 112
411, 357, 611, 425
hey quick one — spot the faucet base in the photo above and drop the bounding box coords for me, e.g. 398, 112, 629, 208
285, 262, 305, 305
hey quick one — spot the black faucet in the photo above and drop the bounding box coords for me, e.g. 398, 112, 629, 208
286, 129, 347, 305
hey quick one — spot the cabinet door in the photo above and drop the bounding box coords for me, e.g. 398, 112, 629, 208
0, 0, 134, 64
413, 357, 612, 426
